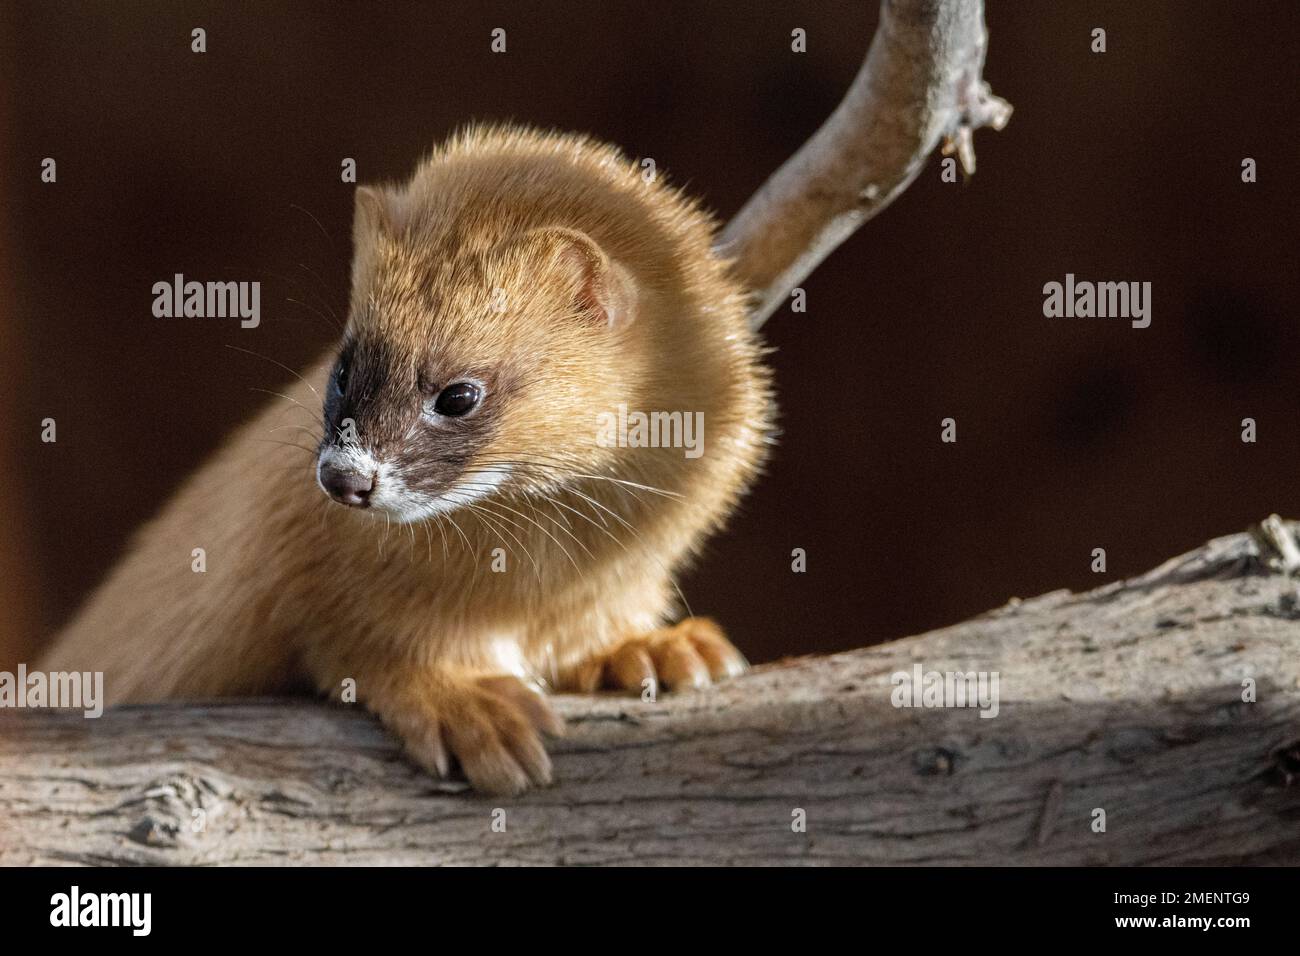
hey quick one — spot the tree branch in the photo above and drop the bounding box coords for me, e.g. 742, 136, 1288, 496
4, 523, 1297, 865
718, 0, 1012, 328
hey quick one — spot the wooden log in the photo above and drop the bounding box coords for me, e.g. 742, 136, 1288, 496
2, 525, 1298, 865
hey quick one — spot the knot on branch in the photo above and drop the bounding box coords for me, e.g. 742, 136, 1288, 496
942, 78, 1013, 176
125, 771, 230, 849
1249, 514, 1300, 575
1268, 741, 1300, 788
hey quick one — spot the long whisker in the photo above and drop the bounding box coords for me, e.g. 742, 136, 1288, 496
471, 493, 585, 571
268, 423, 323, 441
296, 262, 343, 320
250, 387, 318, 421
472, 451, 684, 499
285, 295, 342, 334
317, 495, 332, 534
254, 438, 317, 455
289, 202, 338, 251
420, 518, 437, 564
558, 483, 695, 619
443, 510, 474, 557
463, 502, 542, 582
226, 344, 323, 406
218, 260, 341, 335
348, 450, 693, 615
568, 472, 681, 499
375, 510, 390, 561
468, 457, 681, 513
457, 475, 591, 566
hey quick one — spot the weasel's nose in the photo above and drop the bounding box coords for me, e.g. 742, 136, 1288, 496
320, 465, 375, 507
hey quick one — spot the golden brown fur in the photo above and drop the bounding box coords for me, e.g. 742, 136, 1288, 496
40, 125, 773, 794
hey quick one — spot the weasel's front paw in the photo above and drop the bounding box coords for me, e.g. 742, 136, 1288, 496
380, 673, 564, 796
568, 617, 748, 695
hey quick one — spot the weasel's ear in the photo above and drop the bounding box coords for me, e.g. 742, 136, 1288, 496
353, 185, 401, 242
524, 227, 637, 329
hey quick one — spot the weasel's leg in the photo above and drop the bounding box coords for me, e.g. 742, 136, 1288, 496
561, 617, 748, 695
331, 665, 564, 795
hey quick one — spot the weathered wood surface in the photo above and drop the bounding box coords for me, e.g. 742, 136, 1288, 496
2, 526, 1298, 865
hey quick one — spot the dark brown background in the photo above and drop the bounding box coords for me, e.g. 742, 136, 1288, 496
2, 1, 1297, 671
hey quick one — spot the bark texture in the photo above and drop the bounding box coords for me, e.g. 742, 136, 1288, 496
3, 525, 1298, 865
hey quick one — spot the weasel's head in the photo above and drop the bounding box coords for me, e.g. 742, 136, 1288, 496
316, 183, 650, 523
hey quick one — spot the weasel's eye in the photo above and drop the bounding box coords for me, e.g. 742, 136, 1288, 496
333, 356, 350, 394
433, 382, 481, 417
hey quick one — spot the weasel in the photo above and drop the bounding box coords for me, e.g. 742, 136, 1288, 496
40, 126, 774, 794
